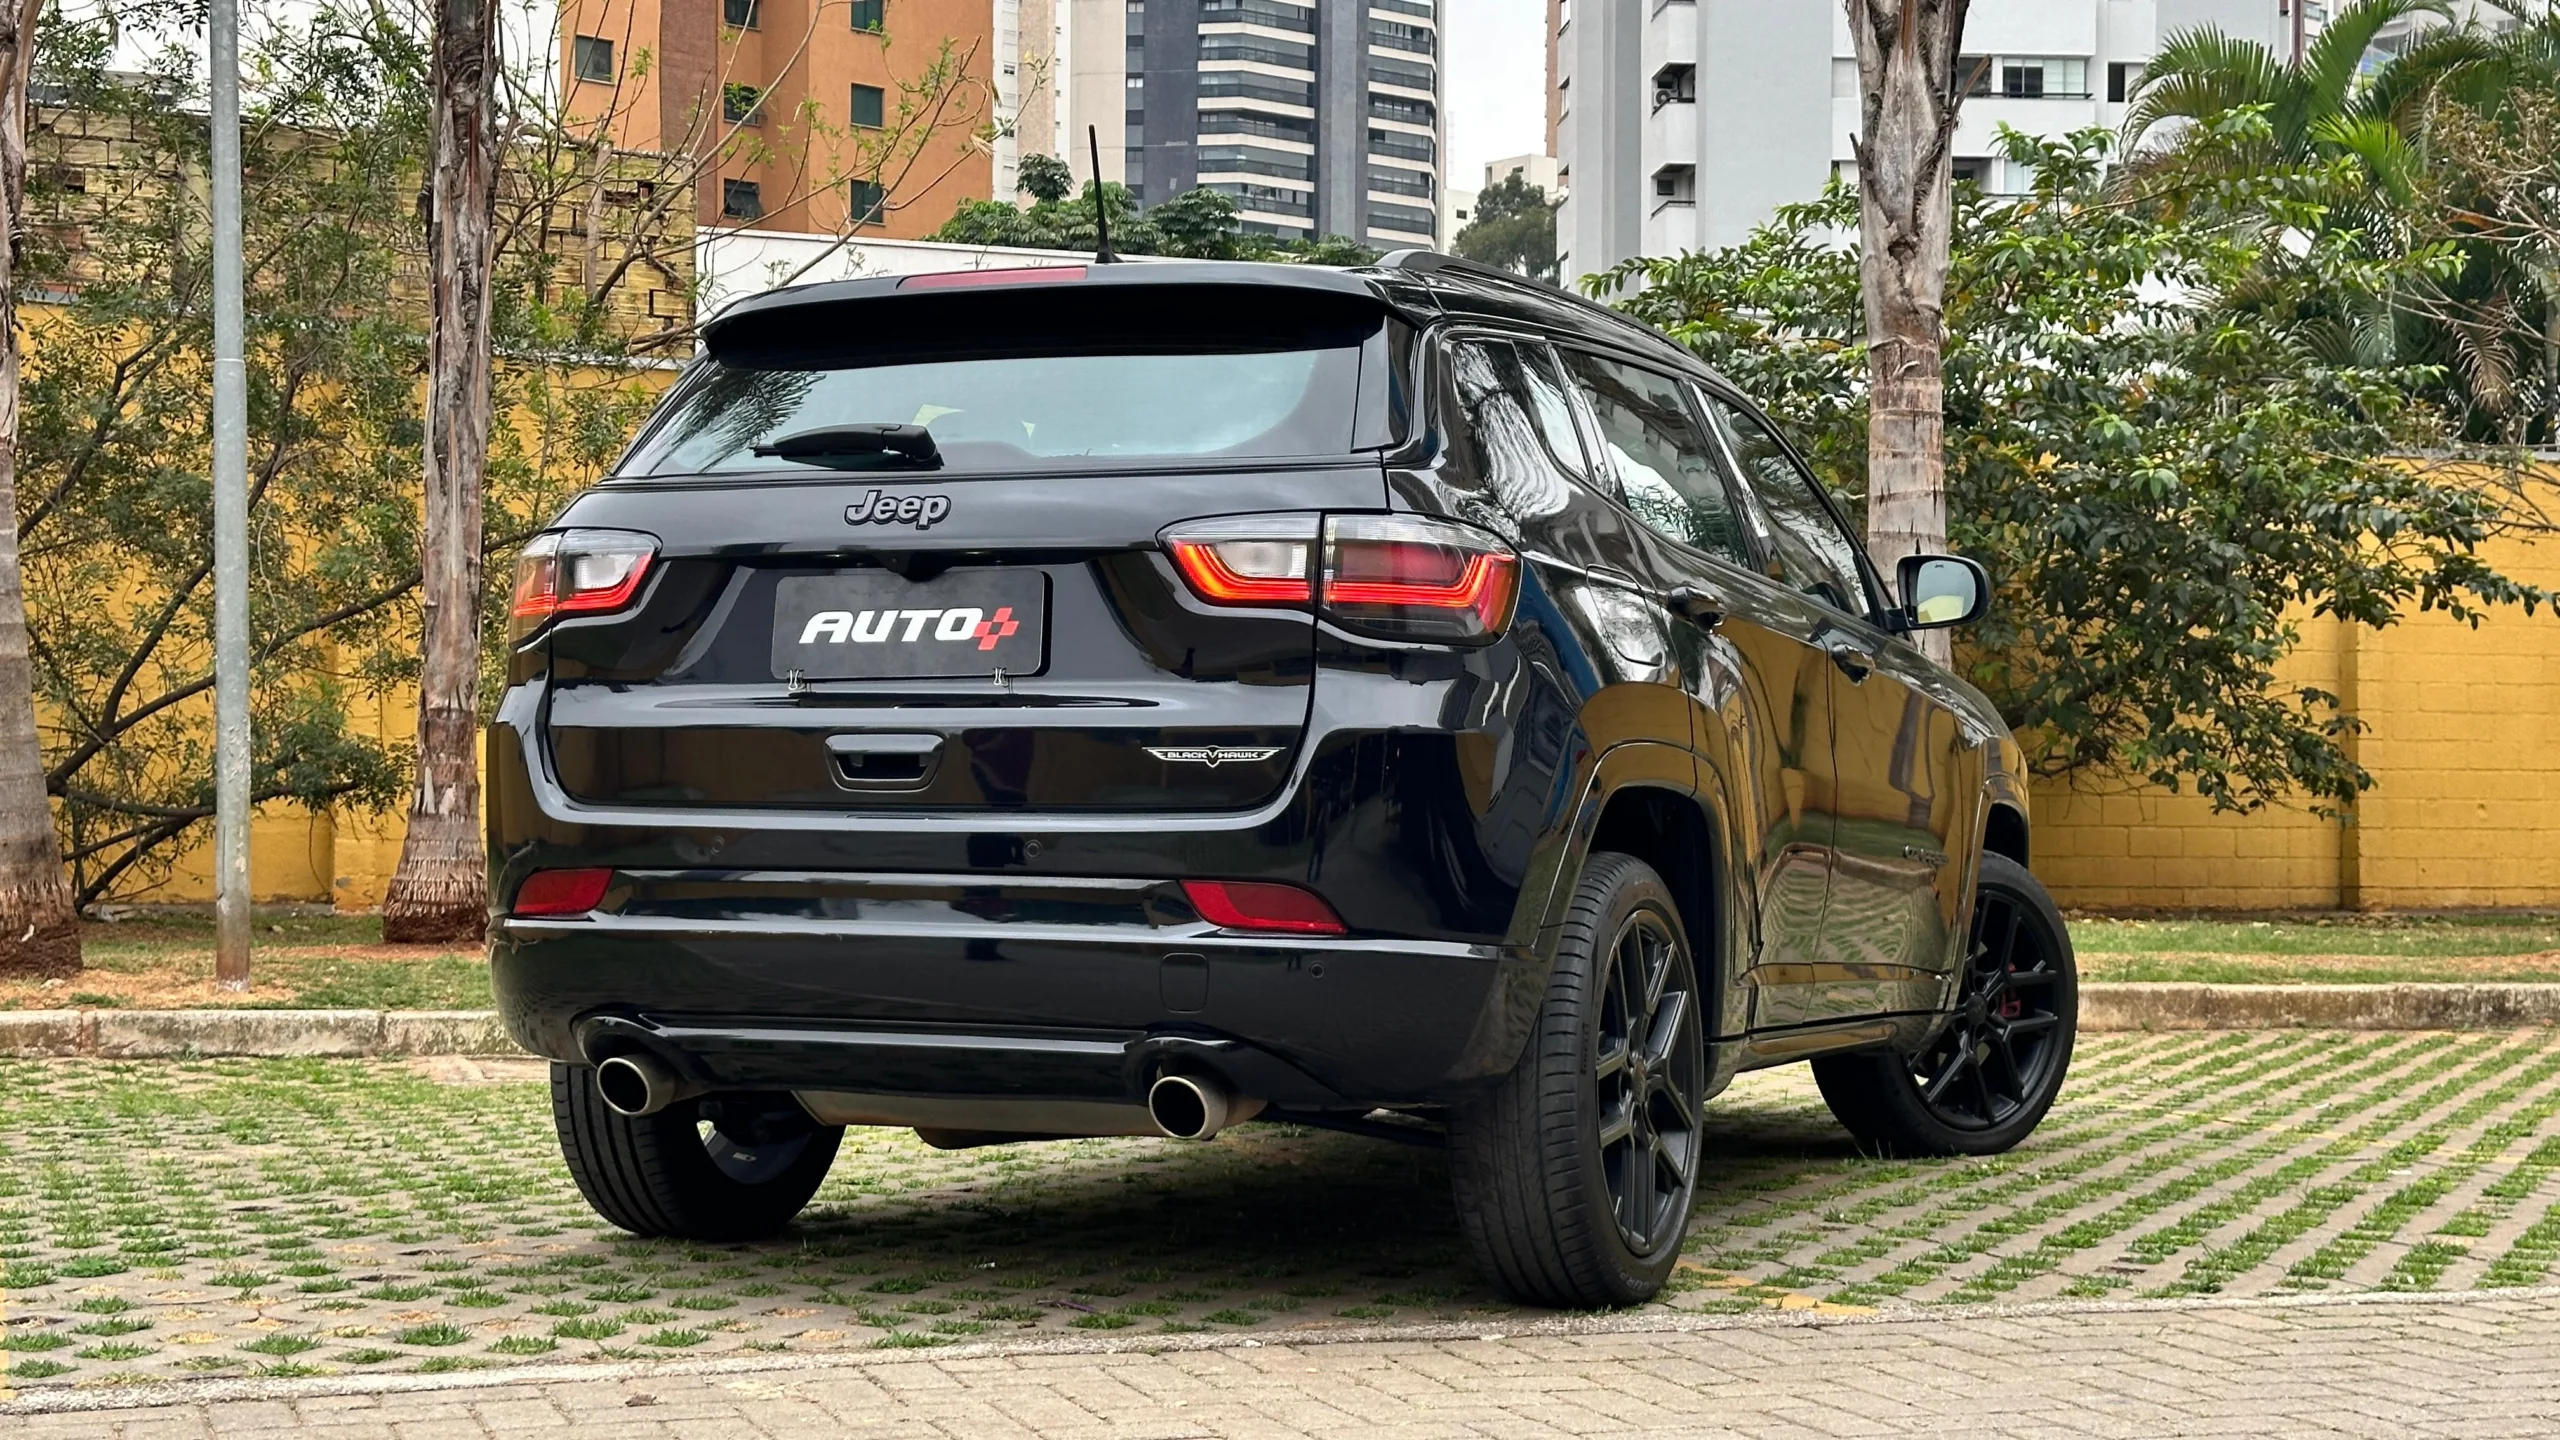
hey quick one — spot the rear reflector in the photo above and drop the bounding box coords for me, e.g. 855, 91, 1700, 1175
1180, 880, 1347, 936
512, 868, 614, 917
509, 529, 658, 643
900, 266, 1087, 290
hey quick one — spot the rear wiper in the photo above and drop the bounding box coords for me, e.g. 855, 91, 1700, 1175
752, 423, 942, 469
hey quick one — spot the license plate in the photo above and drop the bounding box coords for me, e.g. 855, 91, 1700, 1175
771, 570, 1047, 680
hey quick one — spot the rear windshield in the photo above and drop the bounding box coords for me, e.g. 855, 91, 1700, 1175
622, 346, 1364, 477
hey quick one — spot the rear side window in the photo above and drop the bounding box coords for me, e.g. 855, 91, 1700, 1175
1699, 392, 1873, 616
1556, 350, 1752, 568
625, 348, 1362, 476
1442, 338, 1586, 521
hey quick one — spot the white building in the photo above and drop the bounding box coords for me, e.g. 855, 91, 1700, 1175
1553, 1, 2319, 283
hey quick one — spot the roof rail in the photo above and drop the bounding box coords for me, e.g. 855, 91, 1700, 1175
1376, 249, 1692, 360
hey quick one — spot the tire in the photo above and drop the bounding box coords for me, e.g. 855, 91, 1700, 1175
551, 1063, 843, 1240
1812, 852, 2077, 1158
1449, 851, 1709, 1308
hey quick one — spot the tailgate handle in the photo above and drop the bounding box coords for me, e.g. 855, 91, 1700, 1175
826, 733, 944, 788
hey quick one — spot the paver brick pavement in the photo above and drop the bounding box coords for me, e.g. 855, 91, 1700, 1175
14, 1292, 2546, 1439
4, 1030, 2559, 1393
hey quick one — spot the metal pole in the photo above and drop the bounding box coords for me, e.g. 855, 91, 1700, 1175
210, 0, 252, 990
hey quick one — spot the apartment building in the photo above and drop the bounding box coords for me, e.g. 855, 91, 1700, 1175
1061, 0, 1444, 249
556, 0, 1058, 238
1550, 1, 2315, 281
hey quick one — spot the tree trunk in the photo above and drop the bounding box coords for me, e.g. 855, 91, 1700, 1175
0, 0, 78, 977
1845, 0, 1969, 667
383, 0, 501, 944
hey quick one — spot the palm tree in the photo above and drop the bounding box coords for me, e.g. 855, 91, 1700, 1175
2123, 0, 2463, 173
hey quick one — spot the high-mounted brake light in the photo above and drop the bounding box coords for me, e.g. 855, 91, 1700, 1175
1321, 514, 1520, 644
1162, 515, 1317, 607
512, 868, 614, 917
899, 266, 1087, 290
509, 529, 659, 643
1181, 879, 1347, 936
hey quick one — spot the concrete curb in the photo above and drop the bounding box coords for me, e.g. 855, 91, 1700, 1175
2079, 982, 2560, 1031
0, 1009, 515, 1059
2, 986, 2555, 1059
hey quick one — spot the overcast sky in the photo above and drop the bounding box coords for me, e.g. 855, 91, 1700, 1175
1446, 0, 1547, 190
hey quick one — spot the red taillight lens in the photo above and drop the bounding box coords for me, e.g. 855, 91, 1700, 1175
1321, 514, 1519, 644
511, 868, 613, 917
1163, 516, 1317, 606
509, 529, 658, 643
1180, 879, 1346, 936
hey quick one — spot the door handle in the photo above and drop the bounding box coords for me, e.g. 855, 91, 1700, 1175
1825, 637, 1874, 683
1666, 585, 1725, 630
826, 732, 944, 788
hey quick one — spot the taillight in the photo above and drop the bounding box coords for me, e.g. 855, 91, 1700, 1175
1180, 879, 1347, 936
511, 868, 613, 917
1163, 515, 1317, 606
509, 529, 658, 643
1321, 514, 1519, 644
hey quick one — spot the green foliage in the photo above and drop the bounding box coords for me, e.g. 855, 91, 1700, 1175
1594, 128, 2546, 813
1015, 152, 1073, 204
933, 181, 1378, 264
1452, 172, 1558, 283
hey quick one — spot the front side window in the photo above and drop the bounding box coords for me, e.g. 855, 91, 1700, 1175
1699, 392, 1871, 616
625, 346, 1364, 477
1442, 338, 1585, 523
1557, 350, 1750, 567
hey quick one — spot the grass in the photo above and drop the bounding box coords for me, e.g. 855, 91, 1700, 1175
2074, 913, 2560, 984
0, 910, 487, 1012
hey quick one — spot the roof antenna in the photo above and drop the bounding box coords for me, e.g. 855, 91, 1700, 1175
1087, 124, 1119, 264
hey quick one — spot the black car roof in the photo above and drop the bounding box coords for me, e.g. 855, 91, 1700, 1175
698, 251, 1724, 388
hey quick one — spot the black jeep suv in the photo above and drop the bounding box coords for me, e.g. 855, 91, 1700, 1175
489, 253, 2075, 1309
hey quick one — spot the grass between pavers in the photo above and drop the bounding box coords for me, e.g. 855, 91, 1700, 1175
1, 1030, 2556, 1388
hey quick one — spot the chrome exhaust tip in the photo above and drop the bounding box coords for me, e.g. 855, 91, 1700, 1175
595, 1052, 704, 1117
1147, 1073, 1262, 1141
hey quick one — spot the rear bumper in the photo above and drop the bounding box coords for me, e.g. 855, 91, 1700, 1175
491, 911, 1536, 1108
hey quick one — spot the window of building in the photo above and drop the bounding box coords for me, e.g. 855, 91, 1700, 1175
1963, 55, 2091, 99
1369, 18, 1434, 55
571, 35, 615, 83
851, 83, 885, 128
1367, 126, 1431, 161
1370, 56, 1434, 91
723, 83, 764, 125
1652, 163, 1694, 206
1366, 200, 1434, 235
1367, 165, 1432, 198
2107, 61, 2143, 103
1651, 63, 1694, 109
721, 178, 763, 220
848, 179, 885, 225
1202, 71, 1316, 106
1369, 92, 1434, 125
1202, 0, 1315, 33
850, 0, 885, 33
1200, 34, 1317, 69
1199, 145, 1314, 181
723, 0, 759, 28
1951, 156, 1990, 187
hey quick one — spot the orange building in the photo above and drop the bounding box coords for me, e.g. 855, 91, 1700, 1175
556, 0, 1060, 239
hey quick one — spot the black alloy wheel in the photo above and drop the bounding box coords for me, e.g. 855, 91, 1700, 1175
1450, 851, 1708, 1308
1594, 905, 1705, 1256
1814, 851, 2077, 1158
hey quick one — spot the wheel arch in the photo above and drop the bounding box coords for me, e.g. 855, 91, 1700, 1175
1981, 798, 2029, 867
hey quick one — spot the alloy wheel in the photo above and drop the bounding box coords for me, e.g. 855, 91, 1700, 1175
1910, 888, 2066, 1130
1592, 907, 1704, 1254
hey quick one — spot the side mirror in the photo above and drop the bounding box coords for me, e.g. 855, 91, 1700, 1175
1896, 553, 1990, 631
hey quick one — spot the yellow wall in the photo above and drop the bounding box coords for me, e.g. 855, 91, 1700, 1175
2036, 471, 2560, 912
